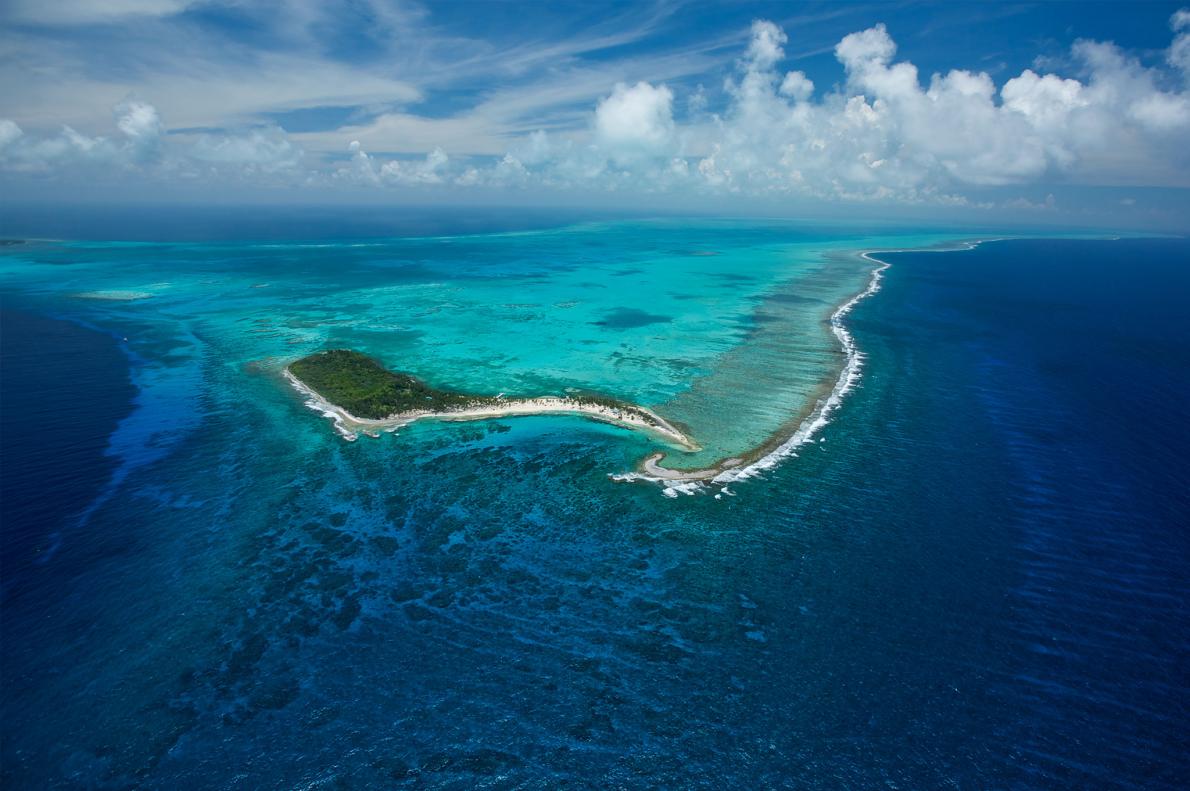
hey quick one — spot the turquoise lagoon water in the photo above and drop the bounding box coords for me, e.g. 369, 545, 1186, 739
3, 218, 1187, 788
0, 221, 963, 472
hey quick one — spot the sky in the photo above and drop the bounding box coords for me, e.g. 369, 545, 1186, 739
1, 1, 1189, 229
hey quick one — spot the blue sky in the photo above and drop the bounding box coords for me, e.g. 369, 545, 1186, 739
1, 1, 1188, 228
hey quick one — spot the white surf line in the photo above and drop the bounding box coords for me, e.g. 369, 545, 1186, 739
619, 238, 1000, 496
283, 368, 699, 451
285, 369, 362, 441
707, 251, 891, 484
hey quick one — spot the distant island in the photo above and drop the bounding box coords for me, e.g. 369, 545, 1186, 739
285, 349, 698, 450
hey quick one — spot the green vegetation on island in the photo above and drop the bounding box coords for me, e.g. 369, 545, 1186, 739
287, 349, 676, 434
288, 349, 482, 419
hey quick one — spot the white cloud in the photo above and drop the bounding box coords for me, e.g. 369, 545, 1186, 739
0, 0, 714, 157
835, 23, 897, 74
5, 14, 1190, 205
346, 140, 380, 185
294, 44, 720, 159
380, 147, 450, 184
745, 20, 788, 71
1172, 8, 1190, 80
0, 120, 23, 150
1128, 92, 1190, 130
779, 71, 814, 102
114, 97, 164, 160
1, 53, 423, 135
190, 126, 303, 170
1001, 70, 1086, 128
0, 122, 118, 173
593, 81, 675, 159
0, 99, 304, 179
342, 141, 452, 186
307, 112, 510, 158
659, 16, 1190, 196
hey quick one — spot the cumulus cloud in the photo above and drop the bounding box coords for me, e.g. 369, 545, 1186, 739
190, 126, 303, 171
442, 13, 1189, 201
0, 122, 119, 173
1000, 70, 1086, 128
0, 99, 303, 179
593, 81, 675, 160
343, 141, 451, 185
745, 20, 788, 71
835, 23, 898, 75
380, 147, 450, 184
779, 71, 814, 102
114, 97, 164, 160
538, 12, 1189, 198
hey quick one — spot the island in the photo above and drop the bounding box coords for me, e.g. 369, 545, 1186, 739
285, 349, 699, 450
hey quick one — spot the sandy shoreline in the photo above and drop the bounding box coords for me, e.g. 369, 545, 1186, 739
283, 369, 699, 451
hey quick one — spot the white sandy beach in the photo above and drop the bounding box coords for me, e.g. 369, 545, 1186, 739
284, 369, 699, 451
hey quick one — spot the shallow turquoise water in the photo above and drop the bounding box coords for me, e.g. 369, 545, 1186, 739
0, 220, 964, 470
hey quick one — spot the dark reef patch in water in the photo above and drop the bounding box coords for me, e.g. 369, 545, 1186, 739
593, 308, 672, 329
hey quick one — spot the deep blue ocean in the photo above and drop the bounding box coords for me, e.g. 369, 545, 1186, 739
1, 226, 1188, 788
